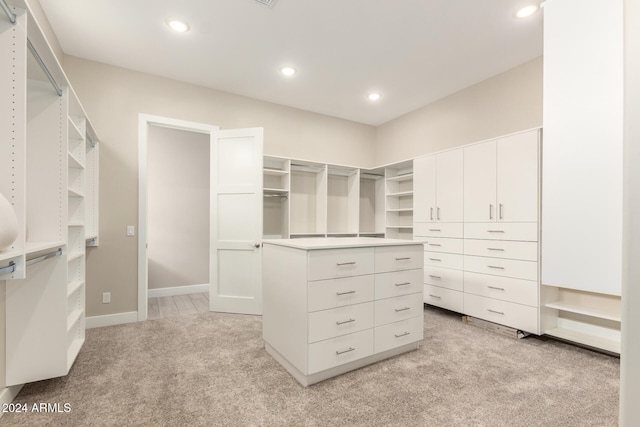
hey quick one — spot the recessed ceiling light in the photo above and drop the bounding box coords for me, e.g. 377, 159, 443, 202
516, 5, 538, 18
167, 19, 189, 33
281, 67, 296, 76
368, 93, 381, 101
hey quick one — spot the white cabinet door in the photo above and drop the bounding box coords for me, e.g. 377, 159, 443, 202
210, 128, 264, 315
496, 131, 539, 222
436, 148, 463, 222
464, 141, 496, 222
413, 155, 436, 223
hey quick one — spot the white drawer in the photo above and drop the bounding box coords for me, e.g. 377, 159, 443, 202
308, 275, 375, 312
464, 239, 538, 261
424, 252, 463, 270
374, 293, 424, 327
414, 222, 463, 238
416, 237, 463, 254
424, 266, 463, 291
463, 293, 539, 334
308, 302, 374, 343
463, 272, 538, 307
464, 222, 538, 241
375, 269, 423, 300
463, 255, 538, 281
374, 245, 423, 273
424, 285, 464, 313
374, 316, 424, 353
308, 329, 374, 374
308, 247, 374, 281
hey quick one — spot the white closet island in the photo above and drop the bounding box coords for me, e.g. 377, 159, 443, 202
262, 237, 424, 386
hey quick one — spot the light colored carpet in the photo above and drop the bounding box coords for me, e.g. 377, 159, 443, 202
2, 306, 619, 426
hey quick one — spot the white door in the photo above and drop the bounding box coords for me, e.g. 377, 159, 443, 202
210, 128, 263, 315
436, 148, 464, 223
496, 130, 539, 222
413, 155, 436, 222
463, 140, 497, 222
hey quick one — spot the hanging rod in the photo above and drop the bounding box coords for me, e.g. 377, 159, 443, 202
0, 0, 16, 24
263, 193, 288, 199
27, 39, 63, 96
26, 247, 62, 267
0, 261, 16, 275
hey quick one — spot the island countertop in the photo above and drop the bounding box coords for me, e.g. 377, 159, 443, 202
262, 237, 421, 250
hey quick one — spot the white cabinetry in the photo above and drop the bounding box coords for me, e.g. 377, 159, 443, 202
263, 238, 423, 386
385, 162, 413, 239
0, 3, 99, 386
263, 156, 290, 239
414, 149, 463, 223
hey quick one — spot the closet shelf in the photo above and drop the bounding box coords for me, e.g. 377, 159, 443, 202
386, 173, 414, 182
264, 187, 289, 194
66, 309, 84, 332
68, 188, 85, 198
68, 222, 84, 227
386, 191, 413, 197
263, 168, 289, 176
68, 152, 85, 169
545, 327, 620, 354
0, 249, 23, 263
67, 280, 85, 298
67, 117, 84, 141
67, 252, 84, 263
25, 241, 65, 256
385, 226, 414, 229
386, 208, 413, 212
544, 302, 621, 322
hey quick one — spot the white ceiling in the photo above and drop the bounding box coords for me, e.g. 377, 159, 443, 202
38, 0, 543, 126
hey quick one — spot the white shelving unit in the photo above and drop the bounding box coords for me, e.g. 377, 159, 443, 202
0, 3, 100, 386
326, 166, 359, 236
263, 156, 290, 239
289, 161, 327, 237
385, 162, 414, 240
359, 171, 385, 237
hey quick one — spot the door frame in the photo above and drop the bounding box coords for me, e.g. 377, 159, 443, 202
137, 114, 219, 321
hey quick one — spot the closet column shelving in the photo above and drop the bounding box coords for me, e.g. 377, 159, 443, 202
0, 1, 100, 386
384, 162, 414, 240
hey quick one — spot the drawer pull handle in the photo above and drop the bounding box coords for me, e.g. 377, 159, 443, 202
429, 258, 441, 262
437, 207, 441, 220
487, 230, 505, 233
336, 290, 356, 296
336, 261, 356, 266
428, 243, 442, 247
499, 203, 504, 220
488, 286, 505, 291
430, 207, 434, 221
428, 229, 441, 232
336, 318, 356, 325
395, 282, 411, 287
487, 309, 505, 315
395, 307, 411, 312
487, 248, 504, 251
395, 332, 411, 338
428, 275, 441, 279
428, 294, 442, 299
488, 265, 505, 270
395, 257, 411, 261
489, 204, 493, 220
336, 347, 355, 355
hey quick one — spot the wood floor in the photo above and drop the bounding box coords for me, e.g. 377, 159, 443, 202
147, 292, 209, 320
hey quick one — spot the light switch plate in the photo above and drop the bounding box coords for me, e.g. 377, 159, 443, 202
127, 225, 135, 236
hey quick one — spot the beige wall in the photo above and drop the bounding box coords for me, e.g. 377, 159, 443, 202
375, 57, 543, 164
62, 55, 376, 316
147, 126, 210, 290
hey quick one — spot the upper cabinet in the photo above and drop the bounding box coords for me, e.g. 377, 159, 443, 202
464, 130, 539, 223
414, 149, 463, 223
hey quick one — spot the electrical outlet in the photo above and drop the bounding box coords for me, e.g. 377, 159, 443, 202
102, 292, 111, 304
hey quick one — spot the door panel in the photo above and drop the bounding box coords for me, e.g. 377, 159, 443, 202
436, 148, 463, 222
210, 128, 263, 315
413, 155, 436, 223
464, 141, 496, 222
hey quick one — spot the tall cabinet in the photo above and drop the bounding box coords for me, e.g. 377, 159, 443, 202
0, 3, 100, 386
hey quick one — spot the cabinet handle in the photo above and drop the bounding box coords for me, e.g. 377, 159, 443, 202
395, 332, 411, 338
487, 309, 505, 315
487, 247, 504, 251
428, 275, 441, 279
336, 290, 356, 296
489, 204, 493, 220
395, 282, 411, 287
437, 207, 440, 220
336, 347, 355, 355
336, 318, 356, 325
428, 228, 441, 232
428, 243, 441, 247
487, 230, 505, 233
429, 258, 441, 262
395, 307, 411, 312
336, 261, 356, 266
499, 203, 504, 220
488, 286, 505, 291
488, 265, 505, 270
430, 207, 434, 221
428, 294, 442, 299
395, 257, 411, 261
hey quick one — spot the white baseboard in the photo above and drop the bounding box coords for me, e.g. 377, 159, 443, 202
148, 283, 208, 298
85, 311, 138, 329
0, 384, 24, 417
